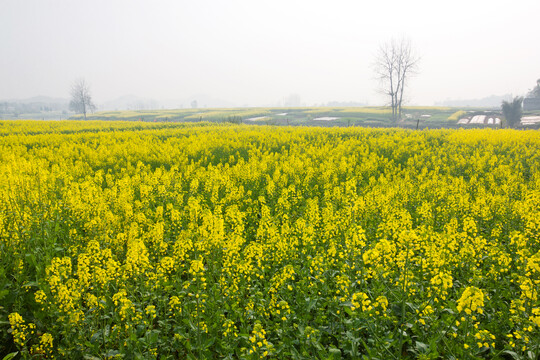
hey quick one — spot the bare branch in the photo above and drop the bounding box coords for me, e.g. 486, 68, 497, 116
69, 78, 96, 120
373, 38, 420, 122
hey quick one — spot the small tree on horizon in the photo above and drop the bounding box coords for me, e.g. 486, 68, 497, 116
501, 96, 523, 128
69, 78, 96, 120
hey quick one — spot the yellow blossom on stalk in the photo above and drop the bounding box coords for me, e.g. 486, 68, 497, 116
44, 256, 84, 325
457, 286, 484, 315
16, 258, 24, 275
269, 264, 295, 294
85, 293, 99, 309
304, 326, 319, 340
198, 321, 208, 333
527, 251, 540, 274
169, 296, 182, 317
351, 292, 371, 312
362, 248, 380, 266
275, 300, 291, 321
375, 296, 388, 313
334, 274, 351, 301
33, 332, 54, 356
474, 329, 496, 349
35, 290, 47, 310
422, 305, 434, 316
145, 305, 156, 320
189, 259, 205, 277
530, 308, 540, 327
519, 277, 538, 301
247, 321, 271, 356
157, 256, 175, 277
8, 312, 35, 347
430, 271, 453, 291
222, 319, 239, 337
123, 236, 150, 279
112, 290, 139, 323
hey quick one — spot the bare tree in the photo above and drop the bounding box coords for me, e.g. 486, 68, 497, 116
374, 38, 419, 122
69, 78, 96, 120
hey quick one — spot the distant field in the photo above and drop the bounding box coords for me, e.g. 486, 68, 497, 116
3, 105, 534, 128
69, 106, 485, 128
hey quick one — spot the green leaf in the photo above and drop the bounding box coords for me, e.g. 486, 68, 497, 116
2, 352, 19, 360
84, 354, 101, 360
329, 347, 342, 358
204, 337, 215, 349
21, 281, 39, 288
501, 350, 520, 360
415, 341, 428, 353
104, 350, 123, 358
398, 329, 408, 337
306, 297, 318, 312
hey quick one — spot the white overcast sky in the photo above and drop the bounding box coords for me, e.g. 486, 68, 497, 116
1, 0, 539, 106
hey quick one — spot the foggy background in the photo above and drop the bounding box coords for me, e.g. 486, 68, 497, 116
1, 0, 539, 110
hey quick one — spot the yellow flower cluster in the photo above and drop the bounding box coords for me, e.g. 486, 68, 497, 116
351, 292, 388, 316
531, 308, 540, 327
247, 321, 272, 357
45, 257, 84, 324
8, 312, 35, 347
351, 292, 371, 312
112, 290, 140, 323
474, 329, 496, 349
33, 333, 54, 357
457, 286, 485, 315
222, 318, 238, 337
1, 121, 540, 358
189, 259, 205, 278
168, 295, 182, 317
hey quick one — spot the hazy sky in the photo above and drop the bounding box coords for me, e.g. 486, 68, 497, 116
1, 0, 539, 106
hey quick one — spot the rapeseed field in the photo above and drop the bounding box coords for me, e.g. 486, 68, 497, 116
1, 121, 539, 359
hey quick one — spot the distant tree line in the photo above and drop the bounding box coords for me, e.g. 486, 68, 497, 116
0, 101, 69, 116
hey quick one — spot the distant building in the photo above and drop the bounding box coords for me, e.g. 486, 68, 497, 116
523, 97, 540, 111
